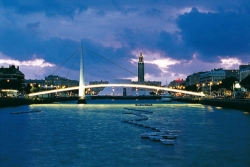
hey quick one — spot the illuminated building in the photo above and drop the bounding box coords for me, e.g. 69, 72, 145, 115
138, 51, 144, 82
0, 65, 25, 95
239, 63, 250, 81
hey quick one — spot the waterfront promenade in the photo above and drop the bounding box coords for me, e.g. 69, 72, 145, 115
173, 97, 250, 112
1, 96, 249, 112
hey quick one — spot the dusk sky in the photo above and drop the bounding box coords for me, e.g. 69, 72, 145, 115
0, 0, 249, 85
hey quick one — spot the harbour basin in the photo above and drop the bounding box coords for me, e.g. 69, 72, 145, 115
1, 100, 250, 167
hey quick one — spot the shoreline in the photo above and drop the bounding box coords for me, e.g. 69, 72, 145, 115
1, 96, 249, 112
173, 97, 250, 112
0, 96, 160, 108
0, 97, 79, 108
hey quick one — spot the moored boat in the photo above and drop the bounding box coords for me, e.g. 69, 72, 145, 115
149, 135, 162, 141
161, 134, 178, 139
160, 139, 175, 145
140, 132, 160, 138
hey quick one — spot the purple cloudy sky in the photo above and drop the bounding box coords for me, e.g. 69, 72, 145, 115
0, 0, 249, 85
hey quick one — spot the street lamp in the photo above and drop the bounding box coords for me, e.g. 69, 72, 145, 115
209, 82, 213, 96
202, 83, 205, 92
196, 84, 199, 91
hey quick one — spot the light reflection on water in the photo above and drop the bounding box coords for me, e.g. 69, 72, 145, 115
1, 100, 250, 167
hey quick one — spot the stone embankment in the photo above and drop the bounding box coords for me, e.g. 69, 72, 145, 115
0, 97, 78, 108
173, 97, 250, 112
90, 95, 161, 100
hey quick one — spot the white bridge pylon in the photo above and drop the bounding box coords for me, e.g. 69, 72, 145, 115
28, 84, 205, 97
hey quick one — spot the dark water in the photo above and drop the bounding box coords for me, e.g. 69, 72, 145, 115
1, 100, 250, 167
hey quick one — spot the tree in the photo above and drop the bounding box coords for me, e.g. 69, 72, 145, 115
25, 84, 31, 94
212, 77, 238, 91
149, 91, 156, 96
185, 85, 197, 91
240, 75, 250, 90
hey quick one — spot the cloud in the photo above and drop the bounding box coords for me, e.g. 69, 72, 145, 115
219, 57, 242, 69
26, 21, 40, 30
0, 57, 55, 68
0, 1, 249, 84
176, 7, 250, 61
0, 53, 57, 79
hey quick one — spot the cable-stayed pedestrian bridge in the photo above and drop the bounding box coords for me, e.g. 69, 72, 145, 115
28, 42, 205, 101
28, 83, 205, 97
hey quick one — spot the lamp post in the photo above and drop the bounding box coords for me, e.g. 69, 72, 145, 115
209, 82, 213, 96
196, 84, 199, 92
202, 83, 205, 92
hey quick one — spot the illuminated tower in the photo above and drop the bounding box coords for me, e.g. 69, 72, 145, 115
138, 51, 144, 82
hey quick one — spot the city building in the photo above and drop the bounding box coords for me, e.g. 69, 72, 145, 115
98, 79, 133, 96
25, 79, 45, 87
224, 69, 239, 80
0, 65, 25, 96
131, 80, 162, 96
134, 51, 162, 95
98, 51, 162, 96
168, 78, 185, 89
88, 80, 109, 95
239, 63, 250, 82
199, 68, 225, 92
185, 72, 205, 87
138, 51, 144, 82
44, 75, 78, 89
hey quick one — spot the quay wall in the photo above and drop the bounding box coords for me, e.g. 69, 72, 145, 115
0, 97, 78, 108
173, 97, 250, 112
0, 96, 159, 108
90, 95, 161, 100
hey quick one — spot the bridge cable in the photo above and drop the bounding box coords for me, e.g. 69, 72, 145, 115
85, 48, 138, 77
65, 51, 80, 79
86, 50, 121, 84
50, 48, 80, 76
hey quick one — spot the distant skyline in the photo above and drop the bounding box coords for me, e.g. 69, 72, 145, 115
0, 0, 249, 84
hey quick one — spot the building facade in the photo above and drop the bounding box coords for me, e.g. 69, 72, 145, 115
168, 78, 185, 89
0, 65, 25, 95
44, 75, 79, 89
185, 72, 205, 87
224, 69, 239, 80
199, 68, 226, 92
239, 63, 250, 82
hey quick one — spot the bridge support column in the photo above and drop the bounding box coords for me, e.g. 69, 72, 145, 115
77, 97, 86, 104
77, 40, 87, 104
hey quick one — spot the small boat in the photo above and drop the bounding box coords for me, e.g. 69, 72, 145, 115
135, 104, 153, 106
140, 132, 159, 138
161, 134, 178, 139
161, 92, 172, 102
160, 139, 175, 145
10, 109, 41, 114
149, 135, 162, 141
